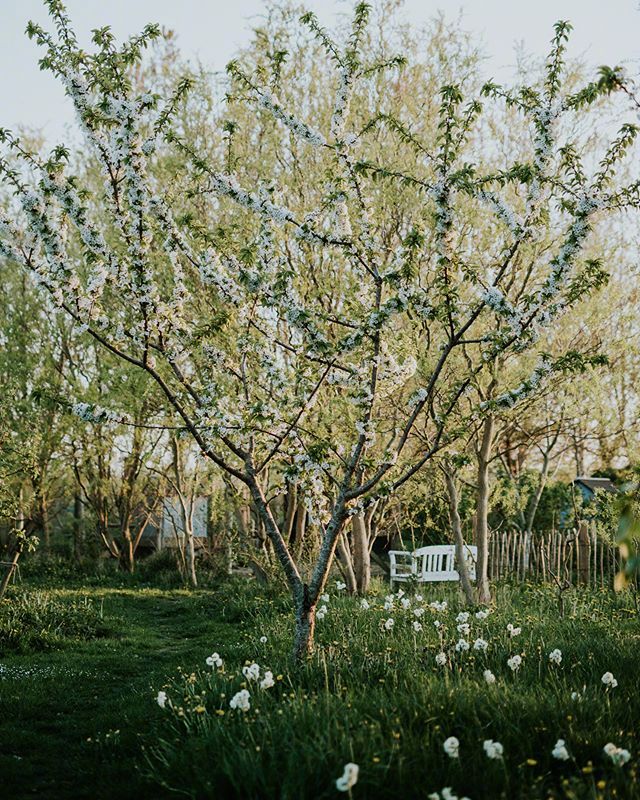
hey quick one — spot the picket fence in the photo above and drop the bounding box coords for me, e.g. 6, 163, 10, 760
487, 524, 620, 587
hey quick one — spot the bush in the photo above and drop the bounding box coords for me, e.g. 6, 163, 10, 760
0, 589, 113, 654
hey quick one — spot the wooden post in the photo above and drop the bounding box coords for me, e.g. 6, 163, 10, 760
577, 521, 590, 586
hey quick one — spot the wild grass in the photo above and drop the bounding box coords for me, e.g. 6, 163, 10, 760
148, 581, 640, 800
0, 576, 637, 799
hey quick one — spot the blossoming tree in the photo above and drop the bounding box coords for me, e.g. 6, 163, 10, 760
1, 1, 638, 655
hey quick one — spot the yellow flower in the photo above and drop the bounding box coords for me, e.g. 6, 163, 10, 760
582, 766, 594, 774
597, 781, 606, 789
194, 705, 206, 714
215, 709, 225, 717
372, 757, 380, 763
526, 759, 537, 766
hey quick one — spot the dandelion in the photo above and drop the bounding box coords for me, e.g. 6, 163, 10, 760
455, 639, 470, 652
416, 594, 423, 602
336, 762, 359, 792
430, 601, 447, 612
229, 689, 251, 712
242, 663, 260, 681
457, 623, 470, 636
506, 624, 521, 638
483, 740, 504, 760
336, 581, 347, 591
435, 652, 447, 666
507, 655, 522, 672
206, 652, 223, 668
384, 618, 395, 631
401, 598, 411, 610
603, 743, 631, 766
360, 599, 370, 610
473, 638, 488, 652
413, 621, 423, 633
317, 604, 328, 620
456, 612, 470, 623
413, 607, 425, 618
156, 691, 167, 709
483, 669, 496, 684
260, 671, 275, 690
443, 736, 460, 759
475, 610, 489, 620
434, 620, 442, 629
552, 739, 570, 761
601, 672, 618, 689
320, 593, 330, 603
549, 649, 562, 665
260, 636, 267, 644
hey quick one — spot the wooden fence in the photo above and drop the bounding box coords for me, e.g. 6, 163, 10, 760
488, 524, 620, 587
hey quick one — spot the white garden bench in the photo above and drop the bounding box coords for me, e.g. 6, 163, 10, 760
389, 544, 477, 587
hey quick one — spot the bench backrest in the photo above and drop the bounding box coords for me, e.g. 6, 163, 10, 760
389, 544, 477, 582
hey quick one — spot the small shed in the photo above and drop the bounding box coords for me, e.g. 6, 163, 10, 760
159, 496, 209, 548
572, 476, 617, 502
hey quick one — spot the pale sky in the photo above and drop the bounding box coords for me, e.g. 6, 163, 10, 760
1, 0, 639, 143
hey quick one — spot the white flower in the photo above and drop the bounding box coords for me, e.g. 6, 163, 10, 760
428, 793, 440, 800
156, 690, 167, 709
260, 670, 275, 690
483, 739, 504, 760
435, 652, 447, 666
242, 662, 260, 681
483, 669, 496, 685
430, 601, 447, 612
317, 605, 328, 620
396, 589, 405, 599
506, 624, 521, 638
336, 762, 359, 792
320, 593, 330, 603
206, 652, 223, 668
401, 598, 411, 610
457, 623, 470, 636
455, 639, 470, 652
384, 618, 395, 631
570, 689, 584, 702
442, 790, 457, 800
473, 638, 488, 652
360, 598, 370, 610
456, 612, 470, 623
434, 620, 442, 629
413, 607, 425, 618
552, 739, 570, 761
413, 621, 423, 633
601, 672, 618, 689
384, 600, 394, 611
549, 649, 562, 665
475, 610, 489, 620
229, 689, 251, 712
603, 743, 631, 766
507, 655, 522, 672
260, 636, 268, 644
415, 594, 423, 602
336, 581, 347, 591
443, 736, 460, 759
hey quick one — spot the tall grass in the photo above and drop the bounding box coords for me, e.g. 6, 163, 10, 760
146, 581, 639, 799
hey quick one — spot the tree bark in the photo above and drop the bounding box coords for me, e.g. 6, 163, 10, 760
351, 513, 371, 595
443, 467, 475, 605
293, 592, 317, 660
72, 492, 84, 562
0, 546, 22, 600
337, 532, 357, 593
475, 415, 495, 604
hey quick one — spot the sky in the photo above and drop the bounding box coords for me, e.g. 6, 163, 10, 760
1, 0, 639, 143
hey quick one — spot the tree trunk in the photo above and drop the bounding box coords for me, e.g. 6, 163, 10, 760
293, 591, 317, 660
351, 513, 371, 595
444, 467, 475, 605
72, 492, 84, 562
185, 531, 198, 588
476, 415, 495, 604
337, 532, 357, 593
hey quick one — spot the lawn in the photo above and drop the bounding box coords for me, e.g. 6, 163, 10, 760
0, 575, 638, 799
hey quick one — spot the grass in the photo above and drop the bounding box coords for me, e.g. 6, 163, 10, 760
0, 575, 638, 799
